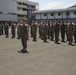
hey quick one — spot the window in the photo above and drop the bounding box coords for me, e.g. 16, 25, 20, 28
17, 15, 21, 17
23, 8, 27, 11
12, 13, 16, 15
74, 12, 76, 15
17, 7, 21, 10
23, 3, 28, 6
66, 12, 69, 15
58, 13, 61, 16
51, 13, 54, 16
32, 6, 35, 8
18, 15, 26, 17
0, 12, 3, 14
0, 12, 16, 15
44, 14, 47, 16
17, 2, 22, 5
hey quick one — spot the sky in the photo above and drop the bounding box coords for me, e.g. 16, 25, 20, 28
29, 0, 76, 10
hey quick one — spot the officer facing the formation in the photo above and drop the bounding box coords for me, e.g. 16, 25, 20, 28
20, 21, 28, 53
4, 22, 9, 38
54, 21, 60, 44
50, 21, 55, 41
31, 22, 37, 41
11, 22, 16, 38
42, 21, 48, 43
67, 20, 75, 45
74, 22, 76, 43
61, 21, 66, 42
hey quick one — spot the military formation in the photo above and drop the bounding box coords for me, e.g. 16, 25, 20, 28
31, 20, 76, 45
0, 20, 76, 53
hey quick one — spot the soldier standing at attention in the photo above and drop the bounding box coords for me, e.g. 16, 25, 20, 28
74, 22, 76, 43
50, 21, 55, 41
11, 22, 16, 38
42, 21, 48, 43
4, 22, 9, 38
20, 21, 29, 53
54, 21, 60, 44
61, 21, 66, 42
1, 23, 4, 35
65, 21, 69, 41
38, 22, 43, 38
0, 23, 2, 36
4, 23, 6, 35
17, 22, 21, 39
31, 22, 37, 41
47, 21, 50, 39
30, 21, 33, 37
67, 20, 75, 45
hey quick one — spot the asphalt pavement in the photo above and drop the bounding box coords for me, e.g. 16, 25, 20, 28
0, 31, 76, 75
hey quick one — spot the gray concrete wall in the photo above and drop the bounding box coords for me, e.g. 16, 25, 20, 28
0, 0, 17, 21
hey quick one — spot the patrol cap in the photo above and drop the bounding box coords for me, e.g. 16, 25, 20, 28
20, 20, 23, 23
68, 19, 72, 22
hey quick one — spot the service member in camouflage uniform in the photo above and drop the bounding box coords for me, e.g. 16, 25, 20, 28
4, 22, 9, 38
31, 22, 37, 41
50, 21, 55, 41
67, 20, 75, 45
54, 21, 60, 44
42, 21, 48, 43
20, 21, 29, 53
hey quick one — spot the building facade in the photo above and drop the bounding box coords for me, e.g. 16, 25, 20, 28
15, 0, 39, 21
33, 5, 76, 21
0, 0, 17, 22
0, 0, 39, 22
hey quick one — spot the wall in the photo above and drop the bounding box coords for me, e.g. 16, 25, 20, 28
47, 13, 54, 19
35, 11, 76, 20
41, 13, 47, 19
54, 12, 62, 19
36, 14, 40, 19
0, 0, 17, 21
70, 11, 76, 18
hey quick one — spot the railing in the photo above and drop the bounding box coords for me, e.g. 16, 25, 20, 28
17, 5, 27, 8
17, 17, 27, 20
17, 10, 27, 15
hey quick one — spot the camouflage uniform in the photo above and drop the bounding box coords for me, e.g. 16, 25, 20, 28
54, 22, 60, 44
4, 23, 9, 38
31, 23, 37, 41
42, 22, 48, 42
67, 22, 75, 45
61, 22, 66, 42
20, 22, 28, 53
11, 22, 16, 38
50, 21, 55, 41
39, 22, 43, 38
74, 23, 76, 43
